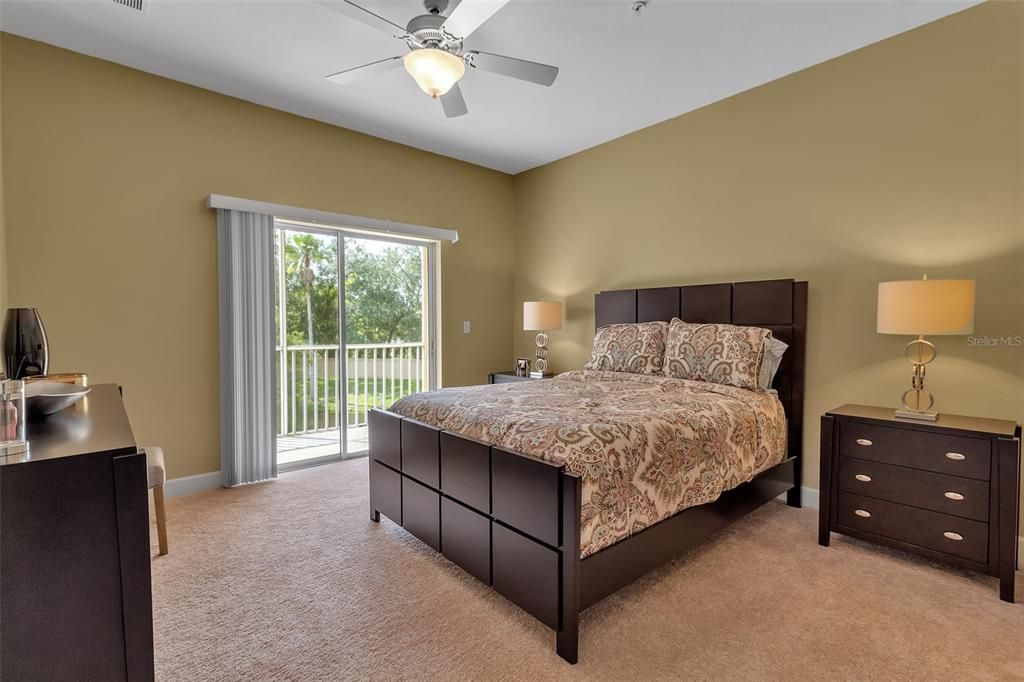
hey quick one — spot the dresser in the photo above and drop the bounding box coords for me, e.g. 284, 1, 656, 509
819, 405, 1020, 601
0, 384, 154, 680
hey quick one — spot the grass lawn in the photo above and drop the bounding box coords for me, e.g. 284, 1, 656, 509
278, 377, 421, 432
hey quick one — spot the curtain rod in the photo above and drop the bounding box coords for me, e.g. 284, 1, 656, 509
206, 194, 459, 244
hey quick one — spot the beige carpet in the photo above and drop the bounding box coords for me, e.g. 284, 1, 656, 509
151, 459, 1024, 680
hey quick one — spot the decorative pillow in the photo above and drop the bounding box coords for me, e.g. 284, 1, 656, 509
663, 319, 772, 390
584, 321, 669, 375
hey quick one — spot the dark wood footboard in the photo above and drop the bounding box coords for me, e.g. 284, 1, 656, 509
368, 408, 797, 664
368, 408, 583, 662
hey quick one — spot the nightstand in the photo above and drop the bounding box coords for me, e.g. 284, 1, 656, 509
488, 371, 549, 384
820, 404, 1021, 602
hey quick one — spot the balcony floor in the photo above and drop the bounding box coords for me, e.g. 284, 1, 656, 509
277, 426, 368, 465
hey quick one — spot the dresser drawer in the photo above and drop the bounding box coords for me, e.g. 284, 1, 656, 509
838, 422, 990, 480
837, 492, 988, 563
838, 457, 989, 522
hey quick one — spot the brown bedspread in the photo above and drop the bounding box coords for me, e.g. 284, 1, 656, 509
389, 370, 787, 558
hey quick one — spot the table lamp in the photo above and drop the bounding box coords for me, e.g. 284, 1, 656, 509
523, 301, 563, 378
876, 275, 975, 421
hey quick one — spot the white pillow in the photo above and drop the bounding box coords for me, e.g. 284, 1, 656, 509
759, 337, 789, 390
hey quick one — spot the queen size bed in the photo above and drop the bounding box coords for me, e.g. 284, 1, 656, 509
367, 278, 807, 663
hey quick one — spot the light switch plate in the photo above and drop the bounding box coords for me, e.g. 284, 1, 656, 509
463, 320, 471, 334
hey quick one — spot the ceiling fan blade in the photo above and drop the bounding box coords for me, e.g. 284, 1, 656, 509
440, 0, 511, 39
326, 56, 403, 85
440, 83, 469, 118
464, 51, 558, 86
318, 0, 406, 36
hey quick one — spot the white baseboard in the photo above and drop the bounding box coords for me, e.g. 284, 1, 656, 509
800, 486, 820, 510
164, 470, 221, 498
775, 486, 819, 510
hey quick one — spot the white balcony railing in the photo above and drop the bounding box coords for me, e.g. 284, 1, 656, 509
276, 342, 425, 437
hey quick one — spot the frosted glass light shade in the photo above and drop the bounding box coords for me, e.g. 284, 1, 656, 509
877, 279, 975, 335
403, 48, 465, 98
523, 301, 563, 331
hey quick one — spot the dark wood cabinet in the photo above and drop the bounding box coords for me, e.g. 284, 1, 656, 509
0, 384, 154, 680
488, 371, 548, 384
820, 404, 1020, 602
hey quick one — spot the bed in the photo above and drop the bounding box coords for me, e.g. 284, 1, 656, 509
367, 278, 807, 663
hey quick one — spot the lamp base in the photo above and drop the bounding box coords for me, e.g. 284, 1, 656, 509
894, 408, 938, 422
897, 337, 938, 422
529, 371, 553, 379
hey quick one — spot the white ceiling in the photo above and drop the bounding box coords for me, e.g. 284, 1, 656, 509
0, 0, 979, 174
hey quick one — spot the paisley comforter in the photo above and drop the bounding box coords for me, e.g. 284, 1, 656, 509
389, 369, 788, 558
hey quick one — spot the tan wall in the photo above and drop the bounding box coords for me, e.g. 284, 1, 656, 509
513, 0, 1024, 508
1, 34, 516, 479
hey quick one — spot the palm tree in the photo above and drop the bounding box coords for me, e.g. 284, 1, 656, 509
287, 233, 333, 344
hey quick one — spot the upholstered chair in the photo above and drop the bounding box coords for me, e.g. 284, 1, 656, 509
144, 447, 168, 556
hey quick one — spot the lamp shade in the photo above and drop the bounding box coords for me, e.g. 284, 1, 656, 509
523, 301, 563, 331
403, 48, 465, 98
877, 279, 975, 336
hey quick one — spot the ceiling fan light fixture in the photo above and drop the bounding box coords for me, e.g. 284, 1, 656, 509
403, 48, 465, 98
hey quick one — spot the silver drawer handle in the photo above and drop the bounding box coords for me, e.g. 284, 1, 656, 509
855, 474, 872, 482
856, 438, 873, 446
943, 531, 964, 541
944, 491, 965, 501
854, 509, 871, 518
945, 452, 966, 461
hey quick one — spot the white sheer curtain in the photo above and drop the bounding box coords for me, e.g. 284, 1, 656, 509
217, 209, 277, 486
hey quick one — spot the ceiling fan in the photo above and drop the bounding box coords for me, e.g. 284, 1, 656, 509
322, 0, 559, 118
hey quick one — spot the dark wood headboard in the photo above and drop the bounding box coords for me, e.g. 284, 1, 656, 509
594, 279, 808, 465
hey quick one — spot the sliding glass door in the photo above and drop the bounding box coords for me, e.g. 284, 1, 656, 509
274, 221, 436, 469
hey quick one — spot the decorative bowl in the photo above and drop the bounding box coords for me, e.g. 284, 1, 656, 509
25, 381, 91, 416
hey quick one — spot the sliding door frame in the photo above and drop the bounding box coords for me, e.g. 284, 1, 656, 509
274, 218, 439, 468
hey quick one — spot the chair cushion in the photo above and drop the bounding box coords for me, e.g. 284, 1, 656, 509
144, 446, 166, 489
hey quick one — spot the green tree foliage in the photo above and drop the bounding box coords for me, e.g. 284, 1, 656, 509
278, 231, 422, 346
282, 232, 339, 345
345, 240, 423, 344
